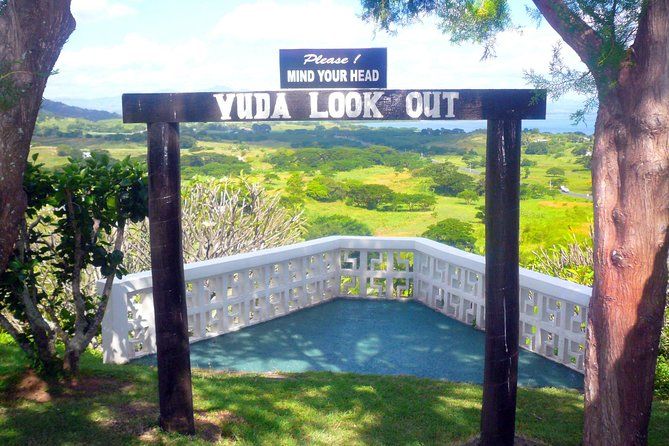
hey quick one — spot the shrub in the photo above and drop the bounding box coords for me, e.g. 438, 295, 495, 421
416, 163, 476, 196
305, 215, 372, 239
520, 183, 556, 199
306, 176, 345, 202
525, 141, 549, 154
345, 183, 394, 210
181, 153, 251, 179
56, 145, 83, 158
546, 167, 566, 177
421, 218, 476, 252
457, 189, 479, 204
0, 154, 148, 375
528, 239, 594, 286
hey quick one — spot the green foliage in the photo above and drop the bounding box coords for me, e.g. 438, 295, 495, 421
528, 239, 594, 286
526, 141, 549, 155
521, 183, 556, 199
658, 317, 669, 399
422, 218, 476, 252
360, 0, 643, 120
416, 162, 476, 196
546, 167, 566, 177
475, 205, 485, 224
345, 183, 395, 210
306, 214, 373, 239
0, 61, 23, 111
56, 145, 83, 159
266, 146, 427, 173
361, 0, 512, 58
180, 134, 197, 149
305, 176, 346, 202
181, 153, 251, 179
457, 189, 479, 204
282, 172, 306, 208
0, 153, 148, 373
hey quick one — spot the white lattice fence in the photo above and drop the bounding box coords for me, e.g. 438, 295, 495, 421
101, 237, 591, 372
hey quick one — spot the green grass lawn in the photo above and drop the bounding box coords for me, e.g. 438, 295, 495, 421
1, 334, 668, 445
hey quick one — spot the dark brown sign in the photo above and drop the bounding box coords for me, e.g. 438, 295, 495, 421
122, 89, 546, 123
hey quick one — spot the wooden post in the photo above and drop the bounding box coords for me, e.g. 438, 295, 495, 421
146, 122, 195, 434
480, 119, 521, 445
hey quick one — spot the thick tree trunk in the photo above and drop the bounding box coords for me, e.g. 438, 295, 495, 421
0, 0, 75, 273
584, 2, 669, 444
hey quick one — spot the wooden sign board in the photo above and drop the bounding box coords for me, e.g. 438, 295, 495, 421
122, 89, 546, 123
280, 48, 387, 89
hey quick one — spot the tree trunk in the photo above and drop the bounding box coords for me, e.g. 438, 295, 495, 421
584, 2, 669, 444
63, 348, 81, 375
0, 0, 75, 274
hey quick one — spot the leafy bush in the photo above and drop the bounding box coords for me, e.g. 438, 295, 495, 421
56, 145, 83, 158
345, 183, 395, 210
305, 215, 372, 239
520, 183, 556, 199
306, 176, 345, 202
0, 154, 148, 375
416, 163, 475, 196
658, 313, 669, 399
266, 146, 426, 173
457, 189, 479, 204
181, 153, 251, 179
657, 350, 669, 399
421, 218, 476, 252
525, 141, 549, 154
528, 239, 594, 286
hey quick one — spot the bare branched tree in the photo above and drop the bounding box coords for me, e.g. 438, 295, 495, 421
123, 177, 305, 273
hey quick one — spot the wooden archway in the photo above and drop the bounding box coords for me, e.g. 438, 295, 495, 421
123, 88, 546, 444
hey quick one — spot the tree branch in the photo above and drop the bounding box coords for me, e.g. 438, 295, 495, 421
81, 220, 126, 347
0, 311, 34, 358
532, 0, 603, 72
65, 189, 86, 338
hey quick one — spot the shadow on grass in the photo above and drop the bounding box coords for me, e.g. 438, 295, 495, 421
1, 334, 668, 445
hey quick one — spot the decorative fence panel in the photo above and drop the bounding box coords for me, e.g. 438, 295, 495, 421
101, 237, 591, 373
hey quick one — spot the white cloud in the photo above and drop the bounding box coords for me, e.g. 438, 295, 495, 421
71, 0, 136, 22
48, 0, 588, 102
210, 0, 371, 45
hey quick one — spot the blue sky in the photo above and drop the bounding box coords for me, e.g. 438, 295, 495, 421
44, 0, 594, 129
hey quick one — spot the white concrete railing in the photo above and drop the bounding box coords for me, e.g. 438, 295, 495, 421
100, 236, 591, 373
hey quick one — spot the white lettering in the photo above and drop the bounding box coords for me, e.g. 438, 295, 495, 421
363, 92, 384, 118
303, 54, 349, 65
287, 70, 314, 83
237, 93, 254, 119
442, 92, 459, 118
271, 93, 291, 119
309, 92, 328, 118
345, 92, 362, 118
213, 93, 235, 120
423, 92, 440, 118
406, 92, 422, 118
328, 92, 346, 119
254, 93, 270, 120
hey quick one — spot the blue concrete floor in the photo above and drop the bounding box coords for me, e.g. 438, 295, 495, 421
135, 298, 583, 389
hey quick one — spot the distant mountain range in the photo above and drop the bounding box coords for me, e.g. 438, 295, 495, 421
40, 99, 121, 121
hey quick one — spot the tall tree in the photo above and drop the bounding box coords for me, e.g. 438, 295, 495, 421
0, 0, 75, 274
360, 1, 668, 445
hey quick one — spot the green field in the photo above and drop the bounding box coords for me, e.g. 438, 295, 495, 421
30, 120, 594, 264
